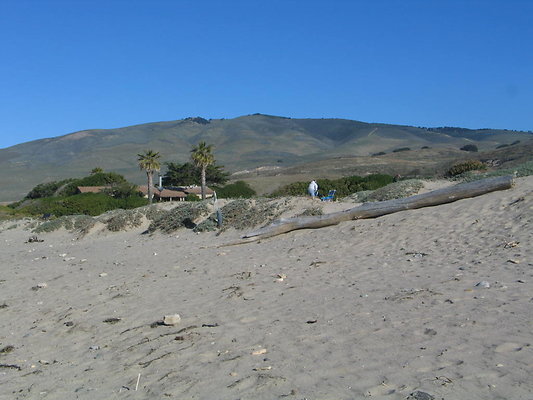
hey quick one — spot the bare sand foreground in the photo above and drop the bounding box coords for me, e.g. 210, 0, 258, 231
0, 177, 531, 400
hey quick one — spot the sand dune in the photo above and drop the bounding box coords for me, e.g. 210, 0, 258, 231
0, 177, 531, 399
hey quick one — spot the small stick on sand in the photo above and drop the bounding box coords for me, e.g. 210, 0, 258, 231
135, 373, 141, 391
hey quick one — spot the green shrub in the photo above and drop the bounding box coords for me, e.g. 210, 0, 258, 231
118, 195, 148, 209
0, 205, 29, 221
7, 200, 23, 209
215, 181, 256, 198
270, 174, 393, 198
185, 193, 201, 202
143, 206, 168, 222
147, 202, 210, 233
15, 193, 147, 217
298, 206, 323, 217
194, 217, 219, 232
460, 144, 478, 152
194, 198, 291, 233
52, 193, 119, 216
459, 160, 533, 182
372, 151, 386, 156
215, 198, 287, 231
447, 160, 487, 177
25, 179, 75, 199
496, 140, 520, 149
103, 209, 144, 232
366, 180, 424, 201
346, 180, 424, 202
34, 215, 96, 233
392, 147, 411, 153
102, 183, 142, 199
271, 181, 309, 197
348, 190, 374, 203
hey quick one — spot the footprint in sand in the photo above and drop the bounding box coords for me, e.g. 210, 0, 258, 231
494, 342, 524, 353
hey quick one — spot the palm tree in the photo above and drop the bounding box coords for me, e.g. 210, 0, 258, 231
191, 141, 215, 200
137, 150, 161, 204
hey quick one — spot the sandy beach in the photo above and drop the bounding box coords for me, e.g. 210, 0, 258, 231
1, 177, 531, 400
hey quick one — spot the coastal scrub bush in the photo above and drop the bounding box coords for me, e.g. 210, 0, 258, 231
271, 181, 309, 197
142, 205, 167, 222
447, 160, 487, 177
346, 180, 424, 203
147, 202, 210, 233
496, 140, 520, 149
15, 193, 147, 217
0, 205, 29, 221
459, 160, 533, 182
347, 190, 374, 203
392, 147, 411, 153
34, 215, 96, 233
194, 216, 218, 232
216, 198, 288, 231
365, 179, 424, 201
33, 218, 66, 233
103, 209, 144, 232
298, 206, 323, 217
340, 174, 394, 192
51, 194, 122, 216
215, 181, 256, 198
460, 144, 478, 152
270, 174, 393, 198
25, 179, 75, 199
185, 193, 201, 202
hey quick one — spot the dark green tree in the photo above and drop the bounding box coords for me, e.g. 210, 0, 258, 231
90, 167, 104, 175
162, 162, 229, 187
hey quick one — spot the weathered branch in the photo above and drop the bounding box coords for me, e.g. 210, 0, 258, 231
224, 175, 514, 245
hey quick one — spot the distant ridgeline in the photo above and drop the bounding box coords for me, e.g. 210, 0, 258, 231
0, 113, 531, 202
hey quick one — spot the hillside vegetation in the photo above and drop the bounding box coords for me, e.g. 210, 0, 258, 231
1, 114, 531, 201
9, 172, 147, 217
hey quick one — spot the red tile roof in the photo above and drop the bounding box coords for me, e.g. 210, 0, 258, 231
137, 186, 161, 196
159, 189, 186, 198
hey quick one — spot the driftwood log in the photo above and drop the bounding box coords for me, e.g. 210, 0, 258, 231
225, 175, 514, 246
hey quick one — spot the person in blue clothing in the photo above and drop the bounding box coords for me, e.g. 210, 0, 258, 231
308, 180, 318, 198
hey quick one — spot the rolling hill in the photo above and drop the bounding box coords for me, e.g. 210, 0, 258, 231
0, 114, 531, 201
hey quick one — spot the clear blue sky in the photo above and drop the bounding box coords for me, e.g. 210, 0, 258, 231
1, 0, 532, 149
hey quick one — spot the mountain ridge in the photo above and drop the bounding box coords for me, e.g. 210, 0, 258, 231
1, 114, 531, 201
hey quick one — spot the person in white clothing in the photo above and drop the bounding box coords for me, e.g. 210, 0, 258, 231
308, 180, 318, 198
